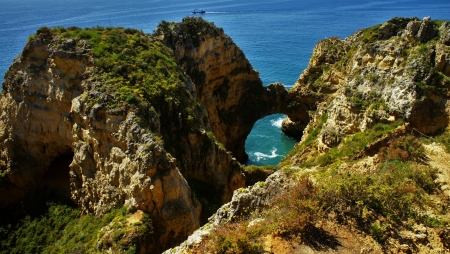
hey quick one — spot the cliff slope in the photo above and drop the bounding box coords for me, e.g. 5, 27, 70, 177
0, 24, 248, 253
166, 17, 450, 254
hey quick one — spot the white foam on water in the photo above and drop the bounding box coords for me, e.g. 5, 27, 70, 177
254, 148, 279, 161
270, 116, 285, 128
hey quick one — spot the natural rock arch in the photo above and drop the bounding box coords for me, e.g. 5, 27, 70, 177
0, 18, 327, 252
158, 17, 316, 163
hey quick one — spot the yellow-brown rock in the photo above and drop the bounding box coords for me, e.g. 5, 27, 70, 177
283, 17, 450, 149
156, 18, 311, 162
0, 25, 252, 252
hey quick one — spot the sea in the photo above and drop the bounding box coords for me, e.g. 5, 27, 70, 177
1, 0, 449, 165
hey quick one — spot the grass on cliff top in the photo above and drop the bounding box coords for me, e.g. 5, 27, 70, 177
205, 135, 448, 253
281, 112, 403, 169
31, 26, 202, 130
242, 165, 278, 186
156, 17, 224, 48
59, 26, 184, 105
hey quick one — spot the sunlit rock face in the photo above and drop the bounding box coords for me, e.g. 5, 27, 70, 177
0, 24, 249, 252
156, 18, 315, 163
284, 17, 450, 149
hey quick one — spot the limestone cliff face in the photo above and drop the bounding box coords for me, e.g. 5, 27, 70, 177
167, 18, 450, 254
0, 31, 201, 250
155, 18, 302, 163
0, 25, 254, 252
284, 17, 450, 152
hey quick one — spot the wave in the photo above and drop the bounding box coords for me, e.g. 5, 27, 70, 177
254, 148, 279, 161
270, 116, 285, 128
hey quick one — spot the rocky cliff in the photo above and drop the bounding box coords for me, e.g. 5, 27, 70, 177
284, 17, 450, 148
0, 22, 258, 252
155, 18, 314, 163
166, 17, 450, 254
0, 18, 320, 253
1, 16, 449, 253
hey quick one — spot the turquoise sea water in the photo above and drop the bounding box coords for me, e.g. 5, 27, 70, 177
1, 0, 449, 165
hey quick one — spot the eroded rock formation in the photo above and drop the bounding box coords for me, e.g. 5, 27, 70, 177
3, 16, 448, 253
155, 18, 313, 162
0, 21, 285, 251
165, 17, 450, 254
0, 30, 208, 251
283, 17, 450, 149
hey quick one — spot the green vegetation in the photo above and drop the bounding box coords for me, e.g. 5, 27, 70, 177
208, 221, 266, 253
28, 25, 203, 132
360, 24, 382, 43
281, 113, 328, 166
157, 17, 223, 48
414, 67, 450, 98
425, 128, 450, 152
345, 88, 385, 109
59, 26, 185, 106
206, 131, 226, 150
205, 133, 448, 252
0, 186, 152, 254
405, 34, 450, 98
311, 121, 404, 167
282, 115, 403, 168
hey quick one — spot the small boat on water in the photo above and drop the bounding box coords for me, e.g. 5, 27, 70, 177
192, 9, 206, 14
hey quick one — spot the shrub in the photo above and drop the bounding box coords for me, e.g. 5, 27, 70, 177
361, 24, 382, 43
207, 150, 442, 251
0, 194, 149, 254
369, 221, 388, 243
318, 157, 438, 222
209, 221, 264, 254
378, 136, 426, 163
272, 176, 321, 236
303, 121, 404, 167
427, 129, 450, 152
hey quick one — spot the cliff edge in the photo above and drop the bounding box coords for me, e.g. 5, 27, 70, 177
166, 17, 450, 254
0, 22, 248, 252
1, 16, 449, 254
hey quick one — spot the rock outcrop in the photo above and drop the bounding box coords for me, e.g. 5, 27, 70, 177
168, 17, 450, 254
155, 18, 313, 162
0, 28, 205, 251
0, 23, 278, 252
164, 171, 292, 254
283, 17, 450, 148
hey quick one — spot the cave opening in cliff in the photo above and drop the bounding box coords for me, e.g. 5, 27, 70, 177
40, 150, 74, 200
245, 113, 298, 166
